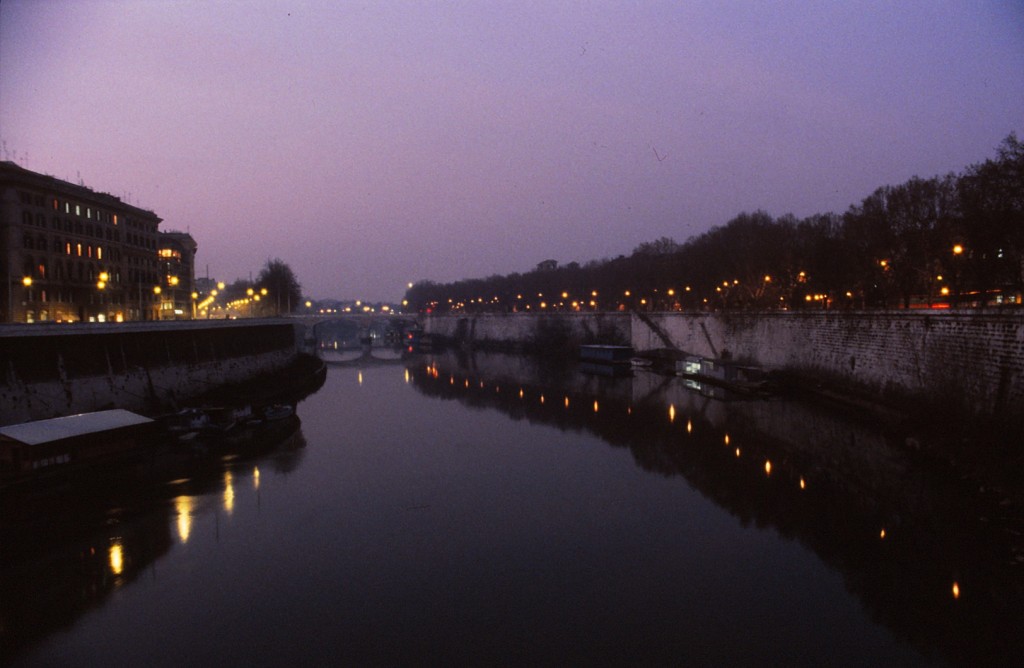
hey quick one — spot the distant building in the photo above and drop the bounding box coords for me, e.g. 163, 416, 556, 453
157, 231, 198, 319
0, 161, 163, 322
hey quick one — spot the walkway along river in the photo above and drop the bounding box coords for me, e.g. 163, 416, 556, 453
2, 347, 1022, 665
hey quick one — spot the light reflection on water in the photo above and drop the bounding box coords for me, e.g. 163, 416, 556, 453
2, 350, 1021, 666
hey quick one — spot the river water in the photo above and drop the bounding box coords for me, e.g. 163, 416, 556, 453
2, 349, 1021, 666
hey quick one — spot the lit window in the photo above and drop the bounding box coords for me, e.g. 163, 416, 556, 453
97, 247, 103, 260
76, 243, 82, 257
75, 205, 81, 216
113, 214, 118, 225
65, 242, 71, 255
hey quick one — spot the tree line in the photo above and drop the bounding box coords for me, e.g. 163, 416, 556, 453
218, 257, 303, 316
405, 134, 1024, 313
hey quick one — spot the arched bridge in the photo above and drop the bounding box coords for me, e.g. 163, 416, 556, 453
287, 313, 421, 357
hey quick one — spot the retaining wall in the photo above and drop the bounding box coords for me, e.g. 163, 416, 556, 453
0, 319, 303, 425
423, 311, 1024, 419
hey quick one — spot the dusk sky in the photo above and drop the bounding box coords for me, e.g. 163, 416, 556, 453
2, 1, 1022, 302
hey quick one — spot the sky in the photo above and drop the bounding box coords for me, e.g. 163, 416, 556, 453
1, 1, 1022, 302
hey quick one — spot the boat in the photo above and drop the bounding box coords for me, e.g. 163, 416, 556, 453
164, 405, 251, 437
0, 409, 157, 482
261, 404, 294, 421
166, 408, 213, 434
579, 344, 634, 364
676, 356, 771, 394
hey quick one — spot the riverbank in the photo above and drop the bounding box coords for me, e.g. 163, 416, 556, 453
421, 310, 1024, 424
0, 319, 305, 425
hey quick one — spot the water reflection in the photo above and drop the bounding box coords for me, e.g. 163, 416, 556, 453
175, 496, 194, 543
0, 418, 307, 661
406, 349, 1024, 665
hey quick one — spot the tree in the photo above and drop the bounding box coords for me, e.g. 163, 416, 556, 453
632, 236, 681, 256
958, 133, 1024, 301
256, 258, 302, 314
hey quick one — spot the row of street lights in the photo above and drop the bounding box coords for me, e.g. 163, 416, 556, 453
10, 270, 196, 322
419, 244, 976, 314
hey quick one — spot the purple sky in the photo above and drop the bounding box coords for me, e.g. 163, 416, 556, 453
2, 1, 1022, 302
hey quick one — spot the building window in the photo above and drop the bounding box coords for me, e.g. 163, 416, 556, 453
53, 198, 59, 210
97, 246, 103, 260
75, 204, 81, 216
76, 243, 82, 257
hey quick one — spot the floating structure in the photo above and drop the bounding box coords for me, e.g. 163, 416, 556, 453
0, 409, 156, 480
579, 344, 634, 364
676, 356, 768, 394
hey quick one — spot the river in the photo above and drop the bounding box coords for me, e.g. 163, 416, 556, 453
2, 349, 1021, 666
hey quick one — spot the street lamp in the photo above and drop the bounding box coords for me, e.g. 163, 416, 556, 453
21, 277, 33, 323
951, 244, 965, 306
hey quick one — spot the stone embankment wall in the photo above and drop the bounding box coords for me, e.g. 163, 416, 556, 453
423, 311, 1024, 419
0, 320, 303, 425
424, 312, 632, 353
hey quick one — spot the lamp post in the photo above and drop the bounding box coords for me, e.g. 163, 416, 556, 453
952, 244, 964, 307
153, 285, 162, 321
22, 276, 33, 323
96, 279, 106, 323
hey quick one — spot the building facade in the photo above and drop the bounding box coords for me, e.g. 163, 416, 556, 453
0, 161, 166, 323
157, 231, 198, 319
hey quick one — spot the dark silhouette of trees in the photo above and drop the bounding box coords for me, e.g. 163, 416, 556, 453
256, 258, 302, 314
405, 135, 1024, 314
958, 133, 1024, 298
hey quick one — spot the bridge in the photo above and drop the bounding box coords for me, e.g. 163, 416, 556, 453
286, 313, 421, 358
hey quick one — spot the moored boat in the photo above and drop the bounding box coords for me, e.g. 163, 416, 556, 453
580, 344, 634, 364
0, 409, 157, 482
261, 404, 294, 421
